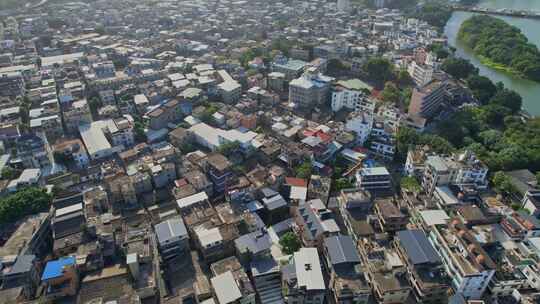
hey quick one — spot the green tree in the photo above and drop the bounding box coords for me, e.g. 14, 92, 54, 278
1, 167, 20, 180
412, 3, 453, 28
279, 232, 301, 255
295, 160, 313, 179
466, 75, 497, 105
489, 89, 522, 114
363, 57, 394, 88
380, 82, 401, 104
400, 176, 422, 193
134, 122, 147, 143
0, 188, 52, 224
491, 171, 517, 196
441, 57, 478, 80
218, 141, 241, 157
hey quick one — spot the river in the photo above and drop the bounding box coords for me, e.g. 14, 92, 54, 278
443, 0, 540, 116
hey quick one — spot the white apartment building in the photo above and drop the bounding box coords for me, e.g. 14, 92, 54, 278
428, 220, 496, 300
345, 111, 373, 145
422, 151, 488, 195
407, 61, 434, 87
331, 79, 374, 113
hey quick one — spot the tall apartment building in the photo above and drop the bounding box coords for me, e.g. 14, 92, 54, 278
289, 68, 334, 109
427, 219, 496, 300
407, 61, 434, 87
408, 81, 446, 119
331, 79, 374, 113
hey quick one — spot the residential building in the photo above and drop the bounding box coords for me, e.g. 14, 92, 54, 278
331, 79, 373, 112
294, 199, 340, 246
374, 199, 409, 232
408, 81, 446, 119
356, 167, 392, 192
52, 139, 90, 169
407, 61, 434, 87
282, 248, 325, 304
422, 151, 488, 196
345, 111, 373, 145
155, 217, 189, 261
272, 56, 307, 81
210, 257, 256, 304
359, 239, 411, 304
251, 258, 284, 304
206, 153, 233, 194
289, 68, 334, 109
427, 219, 496, 300
395, 230, 449, 304
41, 257, 79, 300
63, 99, 92, 133
323, 235, 371, 304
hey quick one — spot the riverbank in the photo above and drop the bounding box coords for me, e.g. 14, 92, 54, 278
444, 11, 540, 116
477, 55, 521, 77
457, 15, 540, 83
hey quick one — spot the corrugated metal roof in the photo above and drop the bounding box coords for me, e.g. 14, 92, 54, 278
397, 230, 440, 265
324, 235, 360, 265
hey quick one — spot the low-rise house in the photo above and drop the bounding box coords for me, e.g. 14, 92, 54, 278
41, 257, 79, 300
359, 239, 411, 304
155, 216, 189, 261
52, 139, 89, 169
374, 199, 409, 233
250, 258, 284, 304
294, 199, 340, 247
210, 257, 256, 304
356, 167, 392, 192
323, 235, 371, 304
395, 230, 449, 304
282, 248, 326, 304
63, 99, 92, 133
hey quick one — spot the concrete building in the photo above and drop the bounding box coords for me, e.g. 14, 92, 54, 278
323, 235, 371, 304
408, 81, 446, 119
282, 248, 325, 304
331, 79, 373, 112
251, 258, 284, 304
407, 61, 434, 87
356, 167, 392, 192
63, 99, 92, 133
422, 151, 488, 195
289, 68, 334, 109
272, 56, 308, 81
395, 230, 449, 304
427, 219, 496, 300
155, 217, 189, 260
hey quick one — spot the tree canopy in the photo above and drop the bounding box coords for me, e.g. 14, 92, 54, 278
458, 15, 540, 82
279, 232, 301, 255
362, 57, 394, 88
0, 188, 52, 224
441, 57, 478, 80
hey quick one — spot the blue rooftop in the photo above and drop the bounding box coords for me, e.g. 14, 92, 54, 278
41, 256, 76, 281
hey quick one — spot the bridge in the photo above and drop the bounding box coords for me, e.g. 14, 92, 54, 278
452, 5, 540, 19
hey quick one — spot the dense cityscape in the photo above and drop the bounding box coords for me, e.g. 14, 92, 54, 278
0, 0, 539, 303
